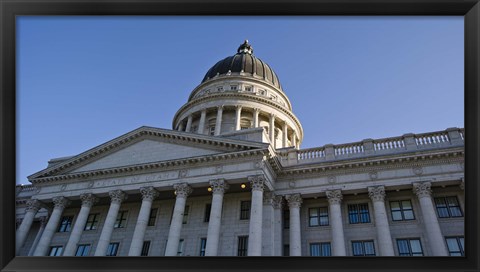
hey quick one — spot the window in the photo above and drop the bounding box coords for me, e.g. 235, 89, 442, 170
283, 209, 290, 229
141, 241, 150, 256
434, 196, 463, 218
148, 208, 158, 226
204, 204, 211, 222
57, 216, 73, 232
106, 242, 119, 256
183, 205, 190, 224
446, 236, 465, 256
209, 126, 215, 135
348, 203, 371, 224
75, 244, 91, 256
397, 238, 423, 256
310, 243, 331, 256
390, 200, 415, 221
177, 239, 185, 256
217, 86, 223, 92
309, 207, 329, 226
49, 246, 63, 256
240, 201, 251, 220
258, 89, 266, 96
270, 94, 277, 101
114, 211, 128, 228
230, 85, 237, 90
352, 240, 376, 256
283, 244, 290, 256
237, 236, 248, 256
84, 214, 99, 230
191, 125, 198, 133
199, 238, 207, 256
244, 86, 252, 92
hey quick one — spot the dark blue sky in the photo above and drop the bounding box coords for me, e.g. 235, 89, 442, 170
17, 16, 464, 184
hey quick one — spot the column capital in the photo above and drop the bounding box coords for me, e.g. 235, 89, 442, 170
140, 186, 159, 201
285, 194, 302, 208
80, 193, 98, 208
270, 113, 276, 119
248, 175, 265, 192
52, 196, 70, 209
109, 190, 127, 204
368, 186, 386, 202
272, 195, 284, 209
326, 190, 343, 205
217, 105, 224, 110
412, 182, 432, 198
253, 108, 261, 113
209, 179, 229, 194
263, 192, 274, 205
174, 183, 192, 198
235, 105, 242, 110
25, 199, 42, 213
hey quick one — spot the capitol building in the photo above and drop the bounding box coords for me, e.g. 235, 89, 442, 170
15, 41, 465, 257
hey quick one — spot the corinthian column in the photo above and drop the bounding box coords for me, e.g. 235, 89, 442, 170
33, 196, 70, 256
326, 190, 346, 256
94, 190, 127, 256
214, 106, 223, 136
368, 186, 394, 256
413, 182, 448, 256
235, 106, 242, 131
198, 110, 207, 134
272, 195, 284, 256
28, 216, 48, 256
205, 179, 229, 256
253, 108, 260, 128
286, 194, 303, 256
185, 115, 193, 132
63, 194, 98, 256
282, 122, 288, 148
16, 199, 41, 254
128, 187, 159, 256
269, 114, 275, 143
247, 175, 265, 256
165, 183, 192, 256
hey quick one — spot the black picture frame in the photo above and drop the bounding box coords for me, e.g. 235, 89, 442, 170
1, 1, 479, 272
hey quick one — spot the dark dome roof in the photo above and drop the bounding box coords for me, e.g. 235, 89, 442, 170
201, 40, 282, 90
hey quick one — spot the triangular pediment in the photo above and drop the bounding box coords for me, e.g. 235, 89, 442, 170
28, 126, 268, 180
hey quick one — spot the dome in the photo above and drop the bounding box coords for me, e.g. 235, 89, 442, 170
201, 40, 282, 90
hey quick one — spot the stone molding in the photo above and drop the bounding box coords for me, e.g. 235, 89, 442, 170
326, 190, 343, 205
140, 187, 159, 201
25, 199, 41, 213
52, 196, 70, 209
248, 174, 266, 192
412, 182, 432, 198
209, 179, 229, 195
80, 193, 98, 207
368, 186, 386, 202
109, 190, 127, 204
285, 194, 302, 208
272, 195, 283, 209
174, 183, 192, 198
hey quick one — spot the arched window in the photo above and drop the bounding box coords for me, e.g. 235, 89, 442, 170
240, 118, 252, 130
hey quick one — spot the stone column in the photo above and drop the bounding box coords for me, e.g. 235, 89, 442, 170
253, 108, 260, 128
368, 186, 395, 256
282, 122, 288, 148
33, 196, 70, 256
185, 115, 193, 132
272, 195, 284, 256
292, 134, 297, 148
247, 175, 265, 256
165, 183, 192, 256
178, 122, 184, 131
205, 179, 229, 256
262, 192, 275, 256
413, 182, 448, 256
198, 110, 207, 134
326, 190, 346, 256
28, 216, 47, 256
94, 190, 127, 256
235, 106, 242, 131
214, 106, 223, 136
269, 114, 275, 143
128, 187, 159, 256
16, 199, 41, 254
63, 194, 98, 256
286, 194, 303, 256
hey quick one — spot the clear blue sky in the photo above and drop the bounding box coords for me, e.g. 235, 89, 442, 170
17, 16, 464, 185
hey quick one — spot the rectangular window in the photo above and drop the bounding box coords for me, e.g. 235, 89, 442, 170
217, 86, 223, 92
446, 236, 465, 256
390, 200, 415, 221
75, 244, 91, 256
106, 242, 119, 256
177, 239, 185, 256
230, 85, 237, 90
57, 216, 73, 232
283, 209, 290, 229
148, 208, 158, 226
434, 196, 463, 218
204, 204, 212, 223
114, 211, 128, 228
283, 244, 290, 256
245, 86, 252, 92
141, 241, 150, 256
49, 246, 63, 256
240, 201, 251, 220
397, 238, 423, 256
309, 207, 329, 226
84, 214, 99, 230
183, 205, 190, 224
348, 203, 371, 224
209, 126, 215, 135
352, 240, 376, 256
199, 238, 207, 256
237, 236, 248, 256
310, 242, 331, 256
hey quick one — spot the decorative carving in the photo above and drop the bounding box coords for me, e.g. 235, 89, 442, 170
174, 183, 192, 198
215, 165, 223, 173
87, 181, 94, 188
25, 199, 41, 213
109, 190, 127, 204
412, 182, 432, 198
209, 179, 229, 194
140, 187, 159, 201
272, 195, 283, 209
248, 175, 265, 192
285, 194, 302, 208
369, 171, 378, 180
412, 166, 423, 176
263, 192, 274, 205
327, 176, 336, 184
52, 196, 70, 209
326, 190, 343, 205
179, 170, 188, 178
60, 184, 67, 191
35, 187, 41, 194
80, 193, 98, 207
288, 181, 296, 188
368, 186, 386, 202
